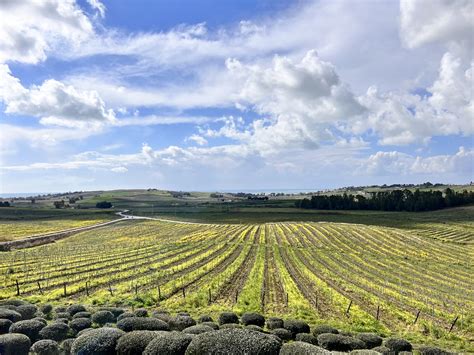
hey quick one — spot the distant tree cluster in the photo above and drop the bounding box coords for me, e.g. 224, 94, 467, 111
96, 201, 113, 209
295, 188, 474, 212
0, 201, 10, 207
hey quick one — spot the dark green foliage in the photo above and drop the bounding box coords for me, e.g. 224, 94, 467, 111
280, 341, 330, 354
245, 325, 265, 332
0, 333, 31, 355
371, 345, 391, 354
199, 321, 219, 330
98, 307, 124, 321
296, 333, 319, 345
96, 201, 112, 209
219, 323, 241, 329
39, 323, 71, 342
356, 333, 383, 349
66, 305, 86, 316
271, 328, 293, 341
30, 339, 60, 355
72, 312, 91, 319
143, 331, 193, 355
69, 318, 92, 333
266, 317, 284, 330
418, 346, 452, 354
182, 324, 214, 334
185, 328, 281, 355
117, 312, 136, 321
218, 312, 239, 325
91, 311, 115, 326
317, 333, 365, 351
70, 328, 125, 355
296, 188, 474, 212
16, 304, 37, 320
312, 325, 339, 337
241, 312, 265, 327
133, 308, 148, 317
283, 319, 310, 337
197, 315, 213, 323
0, 201, 11, 207
0, 308, 22, 322
384, 338, 412, 352
0, 319, 13, 334
33, 318, 48, 325
55, 312, 71, 320
39, 304, 53, 315
9, 319, 45, 342
60, 338, 74, 355
170, 315, 196, 331
117, 317, 170, 332
115, 330, 159, 355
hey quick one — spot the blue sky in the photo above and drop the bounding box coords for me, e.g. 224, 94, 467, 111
0, 0, 472, 192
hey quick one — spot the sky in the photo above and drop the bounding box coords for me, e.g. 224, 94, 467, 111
0, 0, 472, 193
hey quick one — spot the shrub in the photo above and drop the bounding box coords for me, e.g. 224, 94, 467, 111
71, 328, 125, 354
55, 307, 67, 313
185, 328, 281, 355
283, 319, 310, 337
312, 325, 339, 337
198, 315, 213, 323
39, 305, 53, 315
218, 312, 239, 325
0, 308, 22, 322
117, 317, 170, 332
295, 333, 318, 345
0, 333, 31, 355
54, 318, 69, 325
0, 299, 27, 307
143, 331, 193, 355
384, 338, 412, 353
219, 323, 241, 329
280, 341, 330, 354
200, 321, 219, 330
72, 312, 91, 319
115, 330, 159, 355
9, 319, 45, 342
371, 345, 391, 354
96, 201, 112, 208
418, 346, 452, 355
69, 318, 92, 333
151, 311, 171, 323
271, 328, 293, 341
55, 312, 71, 321
92, 311, 115, 326
0, 319, 13, 334
241, 312, 265, 327
266, 317, 284, 330
30, 339, 60, 355
133, 308, 148, 317
60, 338, 75, 355
117, 312, 136, 322
16, 304, 38, 320
356, 333, 383, 349
182, 324, 215, 335
66, 305, 86, 317
316, 333, 365, 352
39, 323, 71, 342
98, 307, 125, 321
169, 315, 196, 331
350, 350, 382, 355
33, 317, 48, 325
246, 325, 265, 332
76, 328, 93, 337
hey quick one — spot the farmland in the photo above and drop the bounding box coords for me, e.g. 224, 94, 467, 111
0, 208, 472, 351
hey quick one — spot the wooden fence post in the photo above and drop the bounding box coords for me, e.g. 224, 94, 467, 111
182, 288, 186, 299
413, 310, 421, 324
158, 285, 161, 300
63, 282, 67, 297
376, 305, 380, 321
235, 291, 238, 303
108, 284, 114, 296
15, 279, 20, 296
345, 300, 353, 315
37, 281, 43, 295
286, 292, 289, 306
85, 282, 89, 297
449, 316, 459, 332
135, 284, 138, 296
208, 289, 212, 304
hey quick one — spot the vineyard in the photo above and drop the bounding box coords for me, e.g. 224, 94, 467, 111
0, 218, 472, 350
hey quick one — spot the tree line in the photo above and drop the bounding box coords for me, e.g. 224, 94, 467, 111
295, 188, 474, 212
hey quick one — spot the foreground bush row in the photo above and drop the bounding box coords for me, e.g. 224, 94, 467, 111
0, 300, 455, 355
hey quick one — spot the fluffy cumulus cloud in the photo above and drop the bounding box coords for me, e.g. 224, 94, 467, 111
400, 0, 473, 48
0, 0, 95, 64
0, 64, 115, 128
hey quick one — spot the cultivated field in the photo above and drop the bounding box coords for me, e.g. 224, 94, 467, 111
0, 217, 472, 351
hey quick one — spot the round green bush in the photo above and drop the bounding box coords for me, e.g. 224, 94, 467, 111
200, 321, 219, 330
69, 318, 92, 333
170, 315, 196, 331
271, 328, 293, 341
9, 319, 45, 342
33, 317, 48, 325
371, 345, 391, 354
295, 333, 318, 345
418, 346, 452, 355
151, 310, 171, 323
133, 308, 148, 317
185, 328, 281, 355
246, 325, 265, 332
117, 317, 170, 332
70, 328, 125, 354
316, 334, 365, 352
219, 323, 241, 329
72, 311, 91, 319
182, 324, 215, 335
92, 311, 115, 326
0, 308, 22, 322
0, 333, 31, 355
39, 304, 53, 315
143, 331, 193, 355
39, 322, 71, 342
60, 338, 75, 355
241, 312, 265, 327
280, 341, 330, 354
54, 312, 71, 321
115, 330, 160, 355
356, 333, 383, 349
384, 338, 412, 353
117, 312, 135, 322
197, 315, 213, 323
98, 307, 125, 321
266, 317, 284, 330
218, 312, 239, 325
312, 325, 339, 337
16, 304, 38, 320
283, 319, 310, 337
0, 319, 13, 334
66, 305, 87, 317
30, 339, 60, 355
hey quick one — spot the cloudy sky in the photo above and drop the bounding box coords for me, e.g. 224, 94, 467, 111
0, 0, 472, 192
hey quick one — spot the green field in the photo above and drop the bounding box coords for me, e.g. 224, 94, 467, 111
0, 189, 472, 351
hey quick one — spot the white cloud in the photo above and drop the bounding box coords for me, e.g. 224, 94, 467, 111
0, 64, 115, 128
111, 166, 128, 173
86, 0, 106, 19
185, 134, 208, 146
0, 0, 95, 64
400, 0, 473, 49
